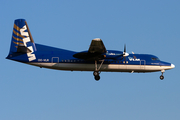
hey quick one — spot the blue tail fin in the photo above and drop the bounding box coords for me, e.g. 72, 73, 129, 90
7, 19, 36, 61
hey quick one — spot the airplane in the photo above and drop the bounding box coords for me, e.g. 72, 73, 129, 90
6, 19, 175, 81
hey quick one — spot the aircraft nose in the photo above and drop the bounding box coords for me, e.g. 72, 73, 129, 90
171, 64, 175, 68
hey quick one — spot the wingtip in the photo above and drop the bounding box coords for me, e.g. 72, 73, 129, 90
93, 38, 102, 41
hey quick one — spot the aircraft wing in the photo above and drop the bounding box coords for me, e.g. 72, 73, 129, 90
73, 38, 106, 61
88, 38, 106, 54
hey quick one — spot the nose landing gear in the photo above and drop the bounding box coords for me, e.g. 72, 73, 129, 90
160, 70, 165, 80
160, 75, 164, 80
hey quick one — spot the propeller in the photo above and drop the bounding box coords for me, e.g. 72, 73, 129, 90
123, 44, 129, 64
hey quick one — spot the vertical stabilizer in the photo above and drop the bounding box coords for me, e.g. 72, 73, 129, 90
7, 19, 36, 61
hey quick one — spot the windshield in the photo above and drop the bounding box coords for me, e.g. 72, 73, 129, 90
151, 57, 160, 61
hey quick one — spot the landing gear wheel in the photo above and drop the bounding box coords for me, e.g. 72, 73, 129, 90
160, 75, 164, 80
95, 75, 100, 81
93, 71, 99, 76
93, 71, 100, 81
93, 60, 104, 81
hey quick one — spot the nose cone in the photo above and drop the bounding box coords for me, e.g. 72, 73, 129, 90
171, 64, 175, 69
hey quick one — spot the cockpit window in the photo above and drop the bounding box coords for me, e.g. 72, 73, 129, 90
151, 57, 160, 61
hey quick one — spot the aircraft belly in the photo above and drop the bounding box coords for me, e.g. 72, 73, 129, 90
28, 63, 56, 68
126, 65, 140, 70
28, 63, 172, 72
145, 65, 173, 71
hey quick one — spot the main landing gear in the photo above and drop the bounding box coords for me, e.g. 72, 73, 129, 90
93, 60, 104, 81
160, 70, 165, 80
93, 71, 100, 81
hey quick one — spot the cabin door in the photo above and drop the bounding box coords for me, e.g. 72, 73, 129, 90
52, 57, 59, 63
140, 60, 146, 69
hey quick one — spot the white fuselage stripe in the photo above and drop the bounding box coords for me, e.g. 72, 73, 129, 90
28, 63, 173, 72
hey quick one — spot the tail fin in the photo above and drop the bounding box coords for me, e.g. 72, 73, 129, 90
7, 19, 37, 61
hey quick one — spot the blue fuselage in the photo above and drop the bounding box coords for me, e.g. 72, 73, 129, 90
7, 43, 174, 73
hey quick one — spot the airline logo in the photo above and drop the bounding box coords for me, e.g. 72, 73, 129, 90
128, 56, 140, 61
13, 23, 36, 61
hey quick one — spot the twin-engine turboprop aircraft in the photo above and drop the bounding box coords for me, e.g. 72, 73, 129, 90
6, 19, 175, 81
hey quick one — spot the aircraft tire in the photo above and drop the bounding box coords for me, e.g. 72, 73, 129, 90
160, 75, 164, 80
95, 75, 100, 81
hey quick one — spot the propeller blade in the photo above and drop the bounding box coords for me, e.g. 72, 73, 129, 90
123, 44, 129, 57
124, 44, 126, 53
123, 44, 128, 64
